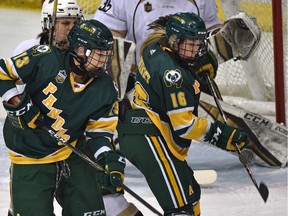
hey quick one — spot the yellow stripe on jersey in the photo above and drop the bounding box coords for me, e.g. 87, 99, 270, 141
141, 108, 189, 161
69, 72, 94, 92
168, 107, 209, 140
0, 60, 14, 81
5, 58, 20, 81
8, 140, 77, 164
86, 117, 118, 134
150, 135, 185, 207
0, 71, 13, 80
168, 107, 196, 130
181, 117, 209, 140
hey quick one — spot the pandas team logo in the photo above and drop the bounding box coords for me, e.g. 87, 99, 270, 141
163, 69, 183, 88
36, 45, 50, 53
32, 45, 51, 56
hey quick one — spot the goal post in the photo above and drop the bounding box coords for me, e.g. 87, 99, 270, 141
272, 0, 286, 125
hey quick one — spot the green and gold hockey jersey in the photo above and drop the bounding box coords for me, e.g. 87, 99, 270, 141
0, 45, 118, 164
133, 41, 211, 161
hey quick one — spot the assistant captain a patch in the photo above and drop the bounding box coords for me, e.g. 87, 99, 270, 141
55, 70, 67, 83
163, 69, 183, 88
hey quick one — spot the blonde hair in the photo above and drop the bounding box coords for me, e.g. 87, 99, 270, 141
140, 29, 166, 56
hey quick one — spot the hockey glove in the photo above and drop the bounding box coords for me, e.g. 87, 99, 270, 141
195, 51, 218, 83
204, 120, 249, 151
96, 150, 126, 193
3, 93, 42, 130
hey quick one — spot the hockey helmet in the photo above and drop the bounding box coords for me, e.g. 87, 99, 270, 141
41, 0, 83, 30
68, 20, 114, 78
166, 12, 208, 69
166, 12, 207, 42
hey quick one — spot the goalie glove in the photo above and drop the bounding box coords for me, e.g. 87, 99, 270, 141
3, 92, 42, 130
207, 12, 261, 63
195, 50, 218, 83
96, 150, 126, 193
204, 120, 249, 151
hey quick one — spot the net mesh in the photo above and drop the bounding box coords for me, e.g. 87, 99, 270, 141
215, 0, 287, 103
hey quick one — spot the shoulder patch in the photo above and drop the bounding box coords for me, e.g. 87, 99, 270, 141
32, 45, 51, 56
55, 70, 67, 83
163, 69, 183, 88
36, 45, 50, 53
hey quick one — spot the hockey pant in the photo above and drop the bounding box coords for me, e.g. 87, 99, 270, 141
117, 110, 201, 216
10, 152, 105, 216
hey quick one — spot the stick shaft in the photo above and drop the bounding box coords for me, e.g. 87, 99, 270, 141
49, 0, 58, 45
36, 121, 162, 215
205, 74, 268, 202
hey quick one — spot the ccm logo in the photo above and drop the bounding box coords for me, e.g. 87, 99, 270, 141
83, 210, 105, 216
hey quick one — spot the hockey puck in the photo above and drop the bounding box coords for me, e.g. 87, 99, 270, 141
239, 149, 254, 165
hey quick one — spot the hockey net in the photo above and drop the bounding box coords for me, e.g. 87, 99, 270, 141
215, 0, 287, 123
78, 0, 101, 19
79, 0, 287, 123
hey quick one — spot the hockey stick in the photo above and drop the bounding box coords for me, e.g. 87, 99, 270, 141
205, 74, 269, 203
49, 0, 58, 45
35, 120, 162, 216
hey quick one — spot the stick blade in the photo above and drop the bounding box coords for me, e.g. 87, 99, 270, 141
194, 169, 217, 185
259, 182, 269, 203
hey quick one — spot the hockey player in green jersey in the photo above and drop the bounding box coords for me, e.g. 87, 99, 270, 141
117, 12, 249, 216
0, 19, 126, 215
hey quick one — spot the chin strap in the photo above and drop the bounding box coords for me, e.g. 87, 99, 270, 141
69, 55, 104, 79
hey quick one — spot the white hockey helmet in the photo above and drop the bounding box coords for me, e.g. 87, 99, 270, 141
41, 0, 83, 30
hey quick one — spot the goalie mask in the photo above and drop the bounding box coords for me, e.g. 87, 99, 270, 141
68, 20, 114, 78
41, 0, 83, 49
166, 12, 207, 70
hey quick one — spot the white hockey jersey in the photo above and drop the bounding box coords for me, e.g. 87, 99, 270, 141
94, 0, 221, 64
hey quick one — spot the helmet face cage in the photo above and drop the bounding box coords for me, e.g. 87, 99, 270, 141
68, 20, 114, 78
170, 36, 208, 69
77, 48, 114, 77
166, 12, 207, 68
41, 0, 83, 48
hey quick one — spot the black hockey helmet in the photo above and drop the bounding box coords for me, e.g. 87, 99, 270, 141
68, 19, 114, 78
166, 12, 208, 69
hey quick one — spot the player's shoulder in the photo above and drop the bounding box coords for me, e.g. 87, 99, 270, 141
13, 38, 40, 56
96, 0, 135, 11
100, 0, 140, 6
95, 0, 139, 16
25, 45, 61, 57
17, 45, 66, 68
91, 72, 118, 99
141, 41, 180, 75
142, 41, 172, 63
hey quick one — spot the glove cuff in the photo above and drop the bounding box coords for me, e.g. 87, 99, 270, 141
3, 93, 31, 116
